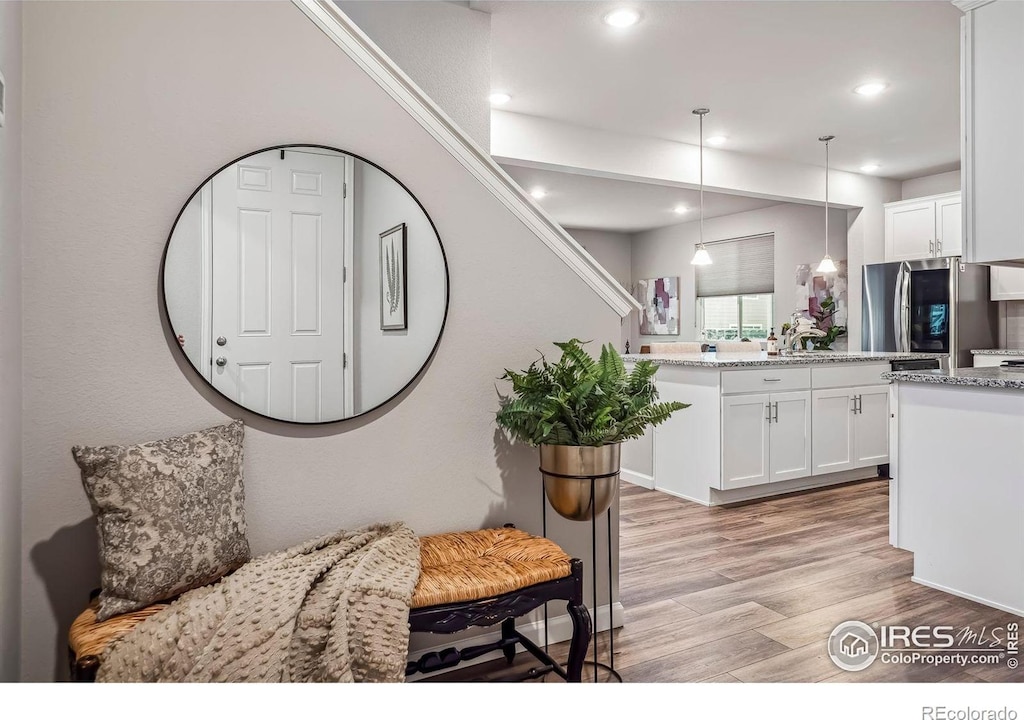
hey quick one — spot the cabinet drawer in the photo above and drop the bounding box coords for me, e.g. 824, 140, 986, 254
812, 363, 890, 389
721, 367, 810, 394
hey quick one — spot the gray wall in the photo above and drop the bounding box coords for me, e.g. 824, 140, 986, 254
566, 228, 632, 353
901, 169, 961, 200
0, 0, 22, 683
352, 159, 447, 414
162, 192, 204, 373
20, 1, 619, 680
337, 0, 492, 150
631, 203, 849, 347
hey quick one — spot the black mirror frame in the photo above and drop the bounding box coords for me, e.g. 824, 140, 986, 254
159, 143, 451, 425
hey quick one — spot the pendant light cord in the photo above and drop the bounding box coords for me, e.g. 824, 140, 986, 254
699, 112, 705, 248
824, 138, 829, 256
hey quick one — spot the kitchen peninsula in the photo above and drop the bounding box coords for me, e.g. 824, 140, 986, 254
884, 366, 1024, 616
621, 351, 945, 506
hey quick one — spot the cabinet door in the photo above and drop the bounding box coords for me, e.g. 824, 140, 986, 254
769, 391, 812, 483
721, 394, 770, 490
990, 266, 1024, 301
885, 201, 936, 262
935, 195, 962, 258
853, 385, 889, 468
965, 1, 1024, 263
811, 388, 855, 475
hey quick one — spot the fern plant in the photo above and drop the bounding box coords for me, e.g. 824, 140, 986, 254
496, 339, 689, 447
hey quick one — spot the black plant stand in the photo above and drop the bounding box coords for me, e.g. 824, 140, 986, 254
541, 470, 623, 683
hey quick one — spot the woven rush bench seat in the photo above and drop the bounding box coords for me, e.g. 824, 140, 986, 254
69, 526, 591, 682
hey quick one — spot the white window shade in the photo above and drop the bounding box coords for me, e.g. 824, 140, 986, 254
696, 233, 775, 297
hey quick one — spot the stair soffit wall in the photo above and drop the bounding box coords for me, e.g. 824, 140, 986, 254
293, 0, 640, 319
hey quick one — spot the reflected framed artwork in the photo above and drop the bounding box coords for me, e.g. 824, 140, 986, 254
638, 276, 679, 335
380, 223, 408, 331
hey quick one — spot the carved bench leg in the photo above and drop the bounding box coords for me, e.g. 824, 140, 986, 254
565, 599, 592, 683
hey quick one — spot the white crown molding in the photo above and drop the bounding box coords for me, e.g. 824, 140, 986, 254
291, 0, 641, 319
952, 0, 995, 12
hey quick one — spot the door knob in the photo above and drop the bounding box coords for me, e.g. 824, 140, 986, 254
215, 357, 227, 367
216, 336, 227, 346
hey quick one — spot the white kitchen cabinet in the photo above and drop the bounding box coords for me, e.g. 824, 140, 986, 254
722, 390, 811, 490
811, 388, 855, 475
963, 1, 1024, 265
990, 266, 1024, 301
769, 391, 812, 483
812, 386, 888, 475
936, 194, 963, 258
883, 192, 961, 262
721, 393, 770, 490
853, 385, 890, 468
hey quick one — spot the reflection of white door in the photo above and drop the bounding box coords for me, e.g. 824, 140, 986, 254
211, 149, 351, 421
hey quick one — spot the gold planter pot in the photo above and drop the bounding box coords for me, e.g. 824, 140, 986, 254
539, 444, 620, 521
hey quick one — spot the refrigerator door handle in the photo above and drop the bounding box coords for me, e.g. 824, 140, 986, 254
893, 264, 906, 353
900, 263, 912, 353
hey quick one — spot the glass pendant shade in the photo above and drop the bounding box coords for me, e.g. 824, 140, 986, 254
816, 254, 838, 274
691, 244, 712, 266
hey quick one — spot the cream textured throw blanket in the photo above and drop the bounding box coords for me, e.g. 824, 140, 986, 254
98, 522, 421, 682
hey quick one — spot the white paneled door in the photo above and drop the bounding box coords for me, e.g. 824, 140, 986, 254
811, 388, 855, 475
853, 386, 890, 467
211, 149, 350, 422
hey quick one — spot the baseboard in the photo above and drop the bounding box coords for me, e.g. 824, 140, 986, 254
653, 485, 710, 506
407, 602, 625, 681
911, 576, 1024, 618
708, 468, 883, 506
621, 468, 654, 489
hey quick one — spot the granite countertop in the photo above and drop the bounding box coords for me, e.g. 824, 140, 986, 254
970, 349, 1024, 356
622, 351, 948, 368
882, 366, 1024, 390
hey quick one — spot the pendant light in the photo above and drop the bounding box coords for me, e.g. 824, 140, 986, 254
816, 134, 838, 274
690, 108, 712, 266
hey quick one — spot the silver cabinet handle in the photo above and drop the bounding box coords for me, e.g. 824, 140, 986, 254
763, 378, 782, 382
936, 239, 942, 256
929, 239, 935, 254
215, 357, 227, 367
855, 395, 863, 414
851, 396, 858, 413
772, 402, 779, 423
765, 403, 771, 422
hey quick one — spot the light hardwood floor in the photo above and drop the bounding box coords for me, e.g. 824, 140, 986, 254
435, 479, 1021, 682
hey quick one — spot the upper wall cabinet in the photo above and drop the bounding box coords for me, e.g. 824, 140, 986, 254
962, 0, 1024, 266
883, 192, 962, 262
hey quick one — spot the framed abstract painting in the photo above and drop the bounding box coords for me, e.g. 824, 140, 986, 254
638, 276, 680, 335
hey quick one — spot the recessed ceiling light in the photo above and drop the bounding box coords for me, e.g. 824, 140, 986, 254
854, 82, 888, 97
489, 92, 511, 106
705, 135, 728, 146
673, 205, 690, 215
530, 187, 547, 200
603, 8, 641, 28
860, 163, 881, 173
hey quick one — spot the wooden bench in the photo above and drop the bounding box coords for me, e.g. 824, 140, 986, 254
68, 526, 591, 682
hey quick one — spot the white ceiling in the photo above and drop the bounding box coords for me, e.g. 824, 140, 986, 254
502, 163, 781, 233
477, 1, 962, 180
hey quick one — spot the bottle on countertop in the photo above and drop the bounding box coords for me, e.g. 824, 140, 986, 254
767, 328, 779, 356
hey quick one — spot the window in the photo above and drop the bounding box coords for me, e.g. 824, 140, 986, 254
696, 233, 775, 341
700, 294, 775, 340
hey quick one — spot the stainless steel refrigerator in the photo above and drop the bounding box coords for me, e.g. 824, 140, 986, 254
861, 257, 997, 369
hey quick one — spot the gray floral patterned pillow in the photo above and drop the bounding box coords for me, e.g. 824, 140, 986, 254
72, 419, 250, 620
